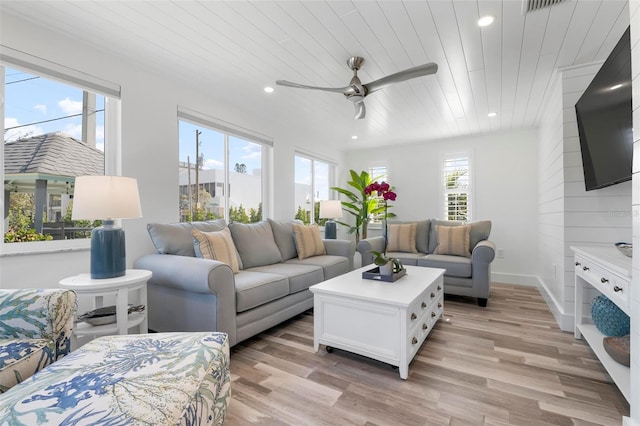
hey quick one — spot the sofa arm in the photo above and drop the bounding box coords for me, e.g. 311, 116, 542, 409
134, 254, 237, 344
323, 239, 356, 270
357, 236, 386, 266
0, 289, 77, 360
472, 240, 496, 264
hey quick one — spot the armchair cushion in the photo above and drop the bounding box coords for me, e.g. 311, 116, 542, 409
292, 223, 325, 260
386, 223, 418, 253
193, 227, 241, 273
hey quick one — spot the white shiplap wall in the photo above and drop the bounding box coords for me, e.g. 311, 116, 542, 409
537, 71, 567, 328
538, 63, 633, 332
628, 0, 640, 423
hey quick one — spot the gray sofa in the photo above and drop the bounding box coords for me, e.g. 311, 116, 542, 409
134, 218, 355, 346
358, 219, 495, 306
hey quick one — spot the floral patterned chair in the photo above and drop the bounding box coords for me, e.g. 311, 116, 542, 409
0, 288, 77, 393
0, 332, 231, 425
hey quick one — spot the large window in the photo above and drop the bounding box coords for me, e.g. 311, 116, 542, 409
178, 108, 270, 223
294, 153, 334, 225
442, 153, 471, 221
2, 57, 118, 249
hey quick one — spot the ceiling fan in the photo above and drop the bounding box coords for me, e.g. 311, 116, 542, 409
276, 56, 438, 120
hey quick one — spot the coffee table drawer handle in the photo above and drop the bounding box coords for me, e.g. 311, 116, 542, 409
412, 337, 418, 344
421, 302, 427, 309
431, 312, 436, 318
438, 302, 442, 308
411, 313, 417, 320
437, 285, 442, 291
430, 292, 435, 299
422, 323, 428, 330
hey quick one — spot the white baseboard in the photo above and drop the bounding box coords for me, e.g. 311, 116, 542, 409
624, 417, 638, 426
491, 272, 539, 286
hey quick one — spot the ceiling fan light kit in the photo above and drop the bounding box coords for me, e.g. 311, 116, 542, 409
276, 56, 438, 120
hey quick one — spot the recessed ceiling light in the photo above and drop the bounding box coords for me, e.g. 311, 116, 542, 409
264, 86, 274, 93
488, 112, 497, 117
610, 83, 623, 90
351, 135, 358, 140
478, 16, 494, 27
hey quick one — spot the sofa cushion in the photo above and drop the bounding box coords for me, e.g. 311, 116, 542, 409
0, 338, 54, 391
229, 221, 283, 269
268, 219, 300, 261
292, 224, 326, 260
148, 220, 227, 257
233, 271, 289, 312
386, 223, 418, 253
419, 254, 472, 278
286, 255, 350, 280
434, 224, 471, 257
428, 220, 491, 253
193, 228, 241, 273
248, 263, 324, 294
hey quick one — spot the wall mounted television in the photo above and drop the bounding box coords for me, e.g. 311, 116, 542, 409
575, 26, 632, 191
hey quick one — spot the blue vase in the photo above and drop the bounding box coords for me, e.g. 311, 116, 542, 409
591, 295, 630, 337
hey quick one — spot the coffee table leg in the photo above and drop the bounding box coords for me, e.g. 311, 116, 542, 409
399, 363, 408, 380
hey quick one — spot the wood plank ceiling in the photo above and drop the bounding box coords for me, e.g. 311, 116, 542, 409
0, 0, 631, 151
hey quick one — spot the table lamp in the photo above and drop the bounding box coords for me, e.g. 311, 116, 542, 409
319, 200, 343, 239
72, 176, 142, 279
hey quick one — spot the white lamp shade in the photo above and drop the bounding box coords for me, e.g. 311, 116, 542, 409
319, 200, 343, 219
72, 175, 142, 220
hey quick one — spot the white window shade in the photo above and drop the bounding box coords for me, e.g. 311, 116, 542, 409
442, 155, 471, 221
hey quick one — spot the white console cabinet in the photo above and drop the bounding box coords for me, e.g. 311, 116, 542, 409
572, 245, 631, 402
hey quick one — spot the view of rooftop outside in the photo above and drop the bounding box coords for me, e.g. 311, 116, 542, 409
178, 120, 263, 223
3, 67, 105, 243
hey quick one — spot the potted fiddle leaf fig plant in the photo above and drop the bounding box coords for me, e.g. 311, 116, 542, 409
370, 250, 404, 276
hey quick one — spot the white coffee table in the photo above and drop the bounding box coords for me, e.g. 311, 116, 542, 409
310, 264, 445, 379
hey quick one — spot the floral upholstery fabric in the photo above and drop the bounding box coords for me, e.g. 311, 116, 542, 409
0, 332, 231, 425
0, 289, 77, 393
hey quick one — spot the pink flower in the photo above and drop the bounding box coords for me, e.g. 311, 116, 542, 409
366, 181, 397, 202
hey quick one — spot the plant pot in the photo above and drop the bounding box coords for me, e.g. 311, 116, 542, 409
379, 262, 393, 276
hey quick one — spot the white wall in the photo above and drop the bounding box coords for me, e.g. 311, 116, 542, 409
628, 1, 640, 424
343, 128, 539, 283
0, 13, 345, 288
537, 64, 633, 331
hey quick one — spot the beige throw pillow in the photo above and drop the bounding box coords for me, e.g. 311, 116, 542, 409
386, 223, 418, 253
434, 224, 471, 257
193, 228, 240, 273
292, 223, 325, 260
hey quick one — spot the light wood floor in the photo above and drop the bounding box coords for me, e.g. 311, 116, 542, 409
225, 284, 629, 425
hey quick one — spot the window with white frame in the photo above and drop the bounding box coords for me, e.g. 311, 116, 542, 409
442, 153, 471, 221
294, 153, 334, 225
368, 164, 388, 225
177, 107, 271, 223
2, 53, 119, 251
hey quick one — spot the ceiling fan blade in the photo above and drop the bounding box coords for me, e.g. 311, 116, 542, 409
353, 101, 366, 120
275, 80, 349, 94
364, 62, 438, 94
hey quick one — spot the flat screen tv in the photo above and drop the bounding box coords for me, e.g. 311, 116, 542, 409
575, 26, 632, 191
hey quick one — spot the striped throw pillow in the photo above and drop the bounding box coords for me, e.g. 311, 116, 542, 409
386, 223, 418, 253
193, 227, 241, 273
434, 225, 471, 257
292, 223, 326, 260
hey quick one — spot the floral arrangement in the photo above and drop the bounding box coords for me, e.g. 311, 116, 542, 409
364, 181, 396, 201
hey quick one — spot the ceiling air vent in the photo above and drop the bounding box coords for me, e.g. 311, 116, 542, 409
522, 0, 569, 14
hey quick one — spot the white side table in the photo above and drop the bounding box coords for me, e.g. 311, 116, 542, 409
60, 269, 152, 347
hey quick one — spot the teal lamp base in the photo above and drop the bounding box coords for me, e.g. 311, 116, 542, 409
90, 220, 126, 279
324, 220, 337, 239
